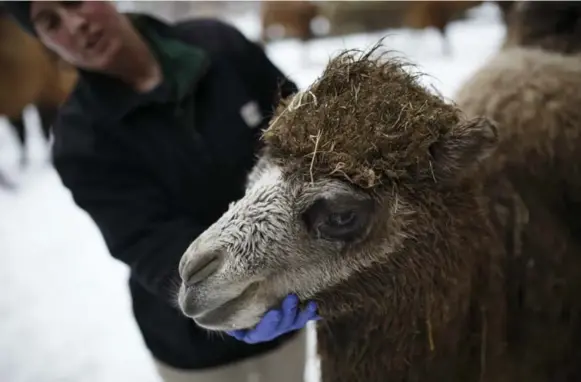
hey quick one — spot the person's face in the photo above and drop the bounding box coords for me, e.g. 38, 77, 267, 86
30, 1, 126, 71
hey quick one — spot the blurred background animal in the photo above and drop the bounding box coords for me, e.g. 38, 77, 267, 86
501, 0, 581, 54
260, 0, 319, 44
0, 7, 78, 169
259, 1, 484, 56
402, 1, 483, 55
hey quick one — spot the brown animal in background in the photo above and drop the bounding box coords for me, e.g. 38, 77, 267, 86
403, 1, 482, 55
0, 11, 78, 166
260, 0, 319, 44
459, 0, 581, 221
316, 1, 409, 37
454, 5, 581, 377
175, 3, 581, 382
502, 0, 581, 54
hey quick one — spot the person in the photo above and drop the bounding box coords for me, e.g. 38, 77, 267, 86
2, 2, 320, 381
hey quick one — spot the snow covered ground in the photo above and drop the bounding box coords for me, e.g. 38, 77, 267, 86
0, 4, 505, 382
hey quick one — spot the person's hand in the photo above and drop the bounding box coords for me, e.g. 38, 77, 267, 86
226, 294, 321, 344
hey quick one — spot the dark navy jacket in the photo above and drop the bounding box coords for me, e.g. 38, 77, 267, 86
52, 14, 298, 369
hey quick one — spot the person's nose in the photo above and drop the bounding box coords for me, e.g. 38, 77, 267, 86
63, 12, 88, 36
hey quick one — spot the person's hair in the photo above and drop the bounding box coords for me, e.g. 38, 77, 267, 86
1, 1, 36, 36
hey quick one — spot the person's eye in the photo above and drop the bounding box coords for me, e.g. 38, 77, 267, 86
40, 14, 60, 31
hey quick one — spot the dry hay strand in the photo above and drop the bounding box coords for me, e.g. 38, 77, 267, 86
263, 41, 461, 191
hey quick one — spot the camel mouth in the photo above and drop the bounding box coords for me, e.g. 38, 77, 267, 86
182, 282, 263, 331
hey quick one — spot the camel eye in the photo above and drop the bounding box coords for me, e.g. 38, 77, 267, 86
326, 211, 356, 228
318, 209, 361, 240
302, 196, 374, 242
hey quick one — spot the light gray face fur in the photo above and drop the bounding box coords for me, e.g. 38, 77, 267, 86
176, 154, 410, 331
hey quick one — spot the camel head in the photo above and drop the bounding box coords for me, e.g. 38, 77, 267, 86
177, 47, 498, 331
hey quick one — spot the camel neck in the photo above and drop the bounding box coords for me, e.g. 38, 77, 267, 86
311, 200, 503, 382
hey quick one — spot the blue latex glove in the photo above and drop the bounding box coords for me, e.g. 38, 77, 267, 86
226, 294, 321, 344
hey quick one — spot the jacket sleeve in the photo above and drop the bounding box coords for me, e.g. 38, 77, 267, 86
232, 29, 299, 118
205, 20, 299, 117
176, 18, 298, 120
53, 146, 201, 304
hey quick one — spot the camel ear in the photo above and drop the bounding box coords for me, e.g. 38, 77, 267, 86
428, 117, 498, 183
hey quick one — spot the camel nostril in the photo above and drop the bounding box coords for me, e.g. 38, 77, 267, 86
181, 250, 224, 287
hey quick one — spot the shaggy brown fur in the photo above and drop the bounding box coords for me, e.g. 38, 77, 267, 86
458, 0, 581, 233
258, 3, 581, 381
263, 49, 461, 190
453, 3, 581, 378
263, 44, 505, 382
